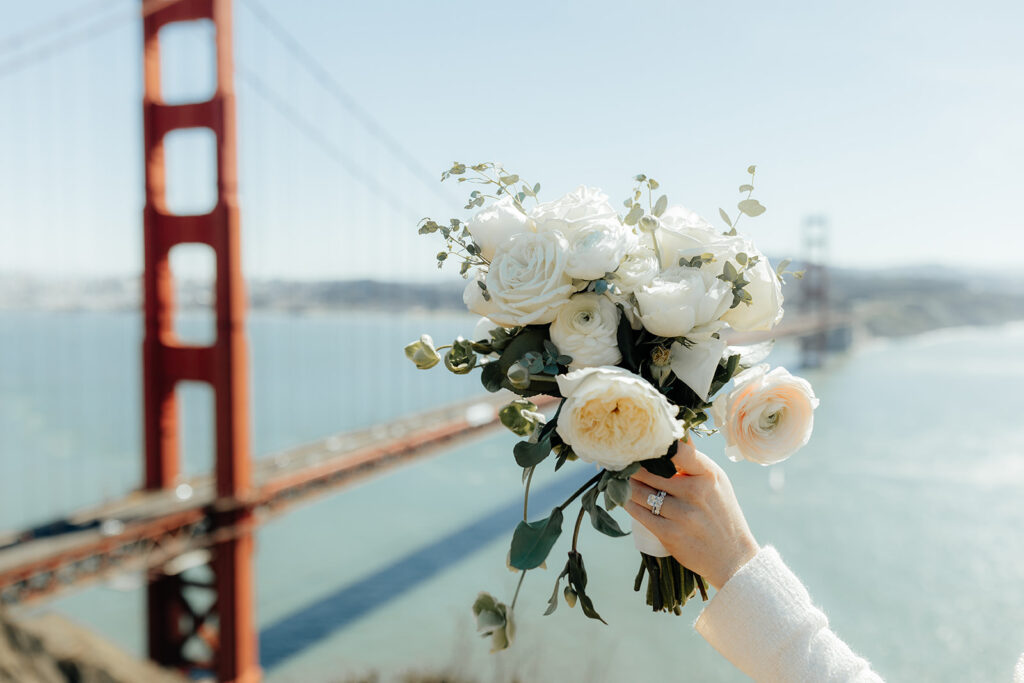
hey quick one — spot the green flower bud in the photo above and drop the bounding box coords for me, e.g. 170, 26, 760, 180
506, 362, 531, 390
443, 336, 477, 375
638, 214, 660, 233
649, 345, 672, 386
404, 334, 440, 369
499, 399, 542, 437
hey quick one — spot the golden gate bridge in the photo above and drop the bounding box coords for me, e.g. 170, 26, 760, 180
0, 2, 845, 680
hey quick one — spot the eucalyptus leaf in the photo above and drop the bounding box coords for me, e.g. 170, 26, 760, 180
623, 204, 644, 226
737, 199, 766, 217
719, 208, 732, 227
514, 437, 552, 468
653, 194, 668, 217
739, 184, 754, 193
582, 488, 629, 537
509, 508, 564, 570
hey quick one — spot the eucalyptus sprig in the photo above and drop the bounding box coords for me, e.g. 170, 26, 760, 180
417, 217, 489, 275
441, 161, 541, 216
719, 165, 767, 235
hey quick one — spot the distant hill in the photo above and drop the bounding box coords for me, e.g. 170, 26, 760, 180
1, 267, 1022, 338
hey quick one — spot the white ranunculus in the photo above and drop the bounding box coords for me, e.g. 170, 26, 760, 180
482, 231, 575, 326
634, 266, 733, 338
531, 186, 618, 239
721, 252, 785, 332
549, 294, 622, 369
556, 367, 686, 471
669, 334, 728, 401
563, 220, 637, 280
611, 246, 660, 295
710, 364, 819, 465
648, 206, 720, 269
467, 196, 535, 261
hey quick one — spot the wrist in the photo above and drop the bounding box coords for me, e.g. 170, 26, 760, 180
712, 537, 759, 589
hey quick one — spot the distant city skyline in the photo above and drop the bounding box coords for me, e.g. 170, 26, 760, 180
1, 0, 1022, 282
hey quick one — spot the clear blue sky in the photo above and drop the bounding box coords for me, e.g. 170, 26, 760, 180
1, 0, 1022, 282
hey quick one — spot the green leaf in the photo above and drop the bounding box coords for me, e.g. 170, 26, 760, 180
509, 508, 564, 570
738, 184, 754, 193
567, 552, 606, 624
718, 208, 732, 227
616, 305, 638, 372
653, 194, 668, 217
495, 327, 552, 397
513, 437, 552, 468
606, 478, 632, 507
480, 361, 503, 392
499, 174, 520, 185
623, 204, 644, 226
640, 441, 678, 478
747, 164, 757, 175
737, 199, 766, 217
582, 488, 629, 537
544, 566, 569, 616
536, 401, 562, 442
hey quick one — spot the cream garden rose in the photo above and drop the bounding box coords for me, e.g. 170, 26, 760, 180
466, 231, 575, 327
710, 364, 819, 465
634, 265, 732, 338
555, 366, 685, 471
549, 293, 622, 369
467, 195, 535, 261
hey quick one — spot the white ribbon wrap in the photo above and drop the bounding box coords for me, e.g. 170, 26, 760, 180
631, 518, 671, 557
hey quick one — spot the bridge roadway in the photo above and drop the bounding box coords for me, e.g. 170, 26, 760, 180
0, 392, 555, 607
0, 313, 850, 608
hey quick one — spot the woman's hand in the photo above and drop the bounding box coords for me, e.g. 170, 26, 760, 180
625, 438, 760, 590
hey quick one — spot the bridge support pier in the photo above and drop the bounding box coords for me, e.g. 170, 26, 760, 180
141, 0, 260, 680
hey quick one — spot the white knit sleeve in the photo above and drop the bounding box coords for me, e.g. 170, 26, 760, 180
695, 546, 883, 683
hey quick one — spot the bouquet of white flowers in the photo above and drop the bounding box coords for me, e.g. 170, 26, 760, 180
405, 163, 818, 651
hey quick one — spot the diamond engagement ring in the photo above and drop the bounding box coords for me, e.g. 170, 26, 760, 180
647, 490, 667, 516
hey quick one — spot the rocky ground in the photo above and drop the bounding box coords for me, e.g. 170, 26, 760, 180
0, 609, 185, 683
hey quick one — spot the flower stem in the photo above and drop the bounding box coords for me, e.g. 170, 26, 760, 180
523, 466, 534, 520
571, 506, 586, 552
557, 472, 603, 512
510, 569, 527, 610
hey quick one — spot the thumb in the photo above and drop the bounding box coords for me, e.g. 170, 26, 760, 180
671, 435, 711, 476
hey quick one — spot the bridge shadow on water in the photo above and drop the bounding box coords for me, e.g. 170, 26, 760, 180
258, 470, 591, 669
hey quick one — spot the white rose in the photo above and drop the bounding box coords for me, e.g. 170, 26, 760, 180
482, 231, 575, 326
648, 206, 720, 269
549, 294, 622, 369
464, 271, 500, 320
611, 246, 660, 295
670, 234, 785, 333
563, 220, 637, 280
467, 196, 535, 261
710, 364, 819, 465
531, 186, 618, 238
634, 266, 732, 338
556, 366, 686, 471
721, 252, 784, 332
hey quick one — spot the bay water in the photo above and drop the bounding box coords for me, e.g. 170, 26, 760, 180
2, 310, 1023, 682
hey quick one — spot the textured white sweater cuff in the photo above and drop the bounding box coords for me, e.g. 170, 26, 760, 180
694, 545, 880, 682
